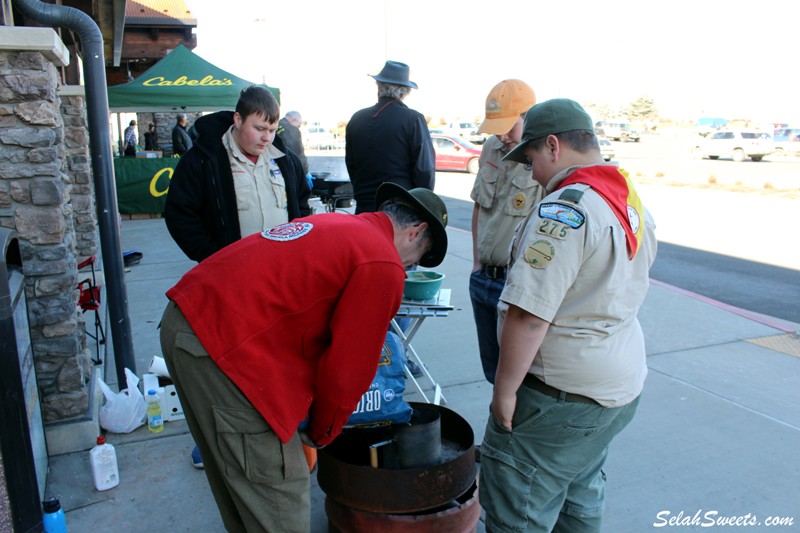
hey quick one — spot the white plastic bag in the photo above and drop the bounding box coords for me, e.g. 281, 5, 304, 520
98, 368, 146, 433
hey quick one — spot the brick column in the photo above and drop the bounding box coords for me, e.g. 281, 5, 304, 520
1, 29, 93, 424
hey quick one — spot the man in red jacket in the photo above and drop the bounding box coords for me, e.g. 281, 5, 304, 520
160, 183, 447, 533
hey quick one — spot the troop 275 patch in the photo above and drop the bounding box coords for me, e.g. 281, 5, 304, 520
539, 202, 585, 229
261, 222, 313, 241
524, 239, 555, 269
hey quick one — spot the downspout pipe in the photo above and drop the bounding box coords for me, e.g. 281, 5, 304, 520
14, 0, 137, 388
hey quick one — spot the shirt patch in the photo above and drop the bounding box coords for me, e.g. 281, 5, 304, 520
261, 222, 313, 241
512, 193, 526, 210
558, 188, 584, 204
537, 219, 570, 240
627, 205, 641, 234
270, 159, 282, 176
524, 239, 555, 269
539, 202, 585, 229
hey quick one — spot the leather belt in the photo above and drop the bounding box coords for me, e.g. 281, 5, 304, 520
481, 265, 507, 279
522, 374, 599, 405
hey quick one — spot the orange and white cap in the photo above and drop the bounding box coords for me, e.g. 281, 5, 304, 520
478, 79, 537, 135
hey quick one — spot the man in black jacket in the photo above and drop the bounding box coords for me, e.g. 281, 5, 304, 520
345, 60, 435, 213
172, 113, 193, 156
165, 85, 312, 263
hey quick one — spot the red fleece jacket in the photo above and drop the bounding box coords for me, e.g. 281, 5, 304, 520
167, 212, 405, 445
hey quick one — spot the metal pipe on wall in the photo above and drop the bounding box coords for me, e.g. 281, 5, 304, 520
13, 0, 137, 387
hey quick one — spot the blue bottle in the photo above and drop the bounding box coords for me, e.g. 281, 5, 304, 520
42, 498, 67, 533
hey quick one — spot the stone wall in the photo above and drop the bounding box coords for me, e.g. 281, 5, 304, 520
137, 111, 202, 156
60, 86, 97, 261
0, 32, 94, 423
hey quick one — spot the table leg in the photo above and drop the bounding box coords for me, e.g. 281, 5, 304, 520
390, 318, 447, 405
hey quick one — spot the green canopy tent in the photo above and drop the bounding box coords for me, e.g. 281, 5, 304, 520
107, 44, 279, 112
108, 45, 281, 214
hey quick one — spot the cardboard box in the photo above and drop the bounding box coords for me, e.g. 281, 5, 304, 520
142, 373, 185, 421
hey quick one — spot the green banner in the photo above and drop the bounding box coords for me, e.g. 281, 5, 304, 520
113, 157, 179, 214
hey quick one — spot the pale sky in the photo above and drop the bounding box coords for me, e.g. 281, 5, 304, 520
189, 0, 799, 126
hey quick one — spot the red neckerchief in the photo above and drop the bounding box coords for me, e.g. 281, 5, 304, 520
557, 166, 644, 259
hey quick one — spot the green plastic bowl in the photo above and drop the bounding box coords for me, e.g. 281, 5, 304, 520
403, 271, 445, 300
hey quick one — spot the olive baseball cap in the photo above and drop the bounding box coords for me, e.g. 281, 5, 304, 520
503, 98, 595, 164
477, 79, 536, 135
375, 183, 448, 267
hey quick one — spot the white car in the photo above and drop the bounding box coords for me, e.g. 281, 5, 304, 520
599, 138, 615, 161
694, 130, 774, 162
447, 122, 487, 144
303, 126, 336, 150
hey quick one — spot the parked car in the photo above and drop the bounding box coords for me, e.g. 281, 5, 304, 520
599, 137, 615, 161
303, 126, 336, 150
773, 127, 800, 156
447, 122, 487, 144
431, 134, 482, 174
595, 120, 640, 142
694, 130, 774, 162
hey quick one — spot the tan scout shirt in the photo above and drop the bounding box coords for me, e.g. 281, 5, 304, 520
223, 127, 289, 237
470, 136, 544, 267
498, 164, 657, 407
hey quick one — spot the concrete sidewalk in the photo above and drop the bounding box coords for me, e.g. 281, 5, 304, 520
44, 215, 800, 532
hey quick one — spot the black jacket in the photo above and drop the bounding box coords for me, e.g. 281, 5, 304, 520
172, 124, 193, 156
345, 97, 435, 213
164, 111, 312, 262
277, 117, 308, 175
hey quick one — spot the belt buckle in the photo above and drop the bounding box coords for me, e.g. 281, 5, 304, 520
485, 265, 498, 279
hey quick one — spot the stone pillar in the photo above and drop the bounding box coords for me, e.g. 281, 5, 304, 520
0, 29, 93, 425
59, 85, 97, 260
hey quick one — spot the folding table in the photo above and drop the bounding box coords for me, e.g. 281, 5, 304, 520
390, 289, 453, 405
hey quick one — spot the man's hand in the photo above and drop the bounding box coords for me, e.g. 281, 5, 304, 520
491, 389, 517, 431
299, 430, 325, 449
492, 305, 551, 432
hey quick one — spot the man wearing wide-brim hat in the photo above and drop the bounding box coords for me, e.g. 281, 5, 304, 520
345, 60, 435, 214
160, 182, 447, 532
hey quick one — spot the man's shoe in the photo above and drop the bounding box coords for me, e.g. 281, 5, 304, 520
406, 360, 423, 378
191, 445, 204, 469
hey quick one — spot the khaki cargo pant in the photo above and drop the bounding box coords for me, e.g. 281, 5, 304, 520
160, 301, 310, 533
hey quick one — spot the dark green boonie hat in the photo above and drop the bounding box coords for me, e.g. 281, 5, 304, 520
375, 183, 448, 267
504, 98, 595, 164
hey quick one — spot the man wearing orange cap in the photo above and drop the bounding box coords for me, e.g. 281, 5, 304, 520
469, 79, 543, 384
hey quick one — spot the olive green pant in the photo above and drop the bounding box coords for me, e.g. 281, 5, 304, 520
160, 301, 310, 533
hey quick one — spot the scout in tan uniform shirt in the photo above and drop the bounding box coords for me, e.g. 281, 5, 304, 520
478, 98, 657, 533
469, 79, 542, 384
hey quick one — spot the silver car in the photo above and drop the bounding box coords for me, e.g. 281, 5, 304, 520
695, 130, 774, 162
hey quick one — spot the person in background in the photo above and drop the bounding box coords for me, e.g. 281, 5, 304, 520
144, 122, 156, 151
470, 79, 542, 385
479, 98, 657, 532
160, 183, 448, 533
345, 60, 435, 214
278, 110, 309, 177
172, 113, 193, 156
123, 119, 137, 156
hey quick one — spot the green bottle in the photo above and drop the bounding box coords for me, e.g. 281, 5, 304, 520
146, 389, 164, 433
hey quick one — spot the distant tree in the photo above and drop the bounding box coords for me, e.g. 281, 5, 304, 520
625, 95, 658, 119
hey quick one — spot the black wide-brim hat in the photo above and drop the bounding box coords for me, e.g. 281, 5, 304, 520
375, 183, 448, 267
370, 60, 418, 90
